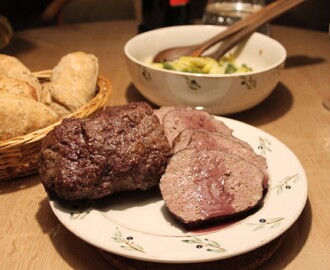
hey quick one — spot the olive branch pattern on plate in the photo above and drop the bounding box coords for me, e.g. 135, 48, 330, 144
257, 137, 272, 156
112, 227, 145, 253
246, 217, 284, 231
181, 236, 226, 253
243, 172, 299, 232
68, 201, 91, 220
274, 174, 299, 194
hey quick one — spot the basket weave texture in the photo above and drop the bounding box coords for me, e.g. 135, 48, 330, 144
0, 70, 112, 181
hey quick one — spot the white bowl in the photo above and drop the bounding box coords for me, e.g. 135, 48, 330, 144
124, 25, 286, 115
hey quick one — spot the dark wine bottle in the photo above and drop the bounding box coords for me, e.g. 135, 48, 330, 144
138, 0, 190, 32
139, 0, 167, 32
165, 0, 190, 26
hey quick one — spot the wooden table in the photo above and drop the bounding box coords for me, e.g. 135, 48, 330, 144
0, 20, 329, 269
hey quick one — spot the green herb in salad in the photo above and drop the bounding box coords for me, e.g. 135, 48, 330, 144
151, 54, 253, 75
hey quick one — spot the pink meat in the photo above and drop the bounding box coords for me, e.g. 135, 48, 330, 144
160, 148, 267, 226
162, 108, 232, 146
173, 129, 268, 187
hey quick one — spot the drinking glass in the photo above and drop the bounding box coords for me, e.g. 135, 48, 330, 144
202, 0, 269, 34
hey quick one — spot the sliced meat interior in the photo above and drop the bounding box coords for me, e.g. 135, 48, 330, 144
173, 128, 252, 153
173, 128, 268, 187
162, 107, 233, 146
160, 148, 267, 226
153, 106, 184, 125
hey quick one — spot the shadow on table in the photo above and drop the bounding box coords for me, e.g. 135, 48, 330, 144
230, 82, 293, 126
0, 174, 40, 194
125, 83, 157, 107
0, 36, 36, 55
284, 55, 325, 69
36, 198, 111, 270
259, 198, 312, 269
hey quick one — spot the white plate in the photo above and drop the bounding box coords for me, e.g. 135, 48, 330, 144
49, 116, 308, 263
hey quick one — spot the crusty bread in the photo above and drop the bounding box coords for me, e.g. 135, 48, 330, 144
0, 54, 42, 100
0, 75, 38, 100
44, 51, 98, 115
0, 94, 58, 140
41, 82, 72, 119
0, 51, 99, 140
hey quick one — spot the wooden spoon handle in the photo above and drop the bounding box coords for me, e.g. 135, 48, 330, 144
193, 0, 305, 57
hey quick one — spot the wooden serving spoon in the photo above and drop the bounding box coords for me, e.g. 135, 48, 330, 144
153, 0, 305, 63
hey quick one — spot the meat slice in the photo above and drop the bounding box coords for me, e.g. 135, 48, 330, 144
162, 108, 232, 146
153, 106, 178, 125
160, 148, 267, 226
173, 128, 253, 153
39, 102, 172, 200
173, 129, 268, 186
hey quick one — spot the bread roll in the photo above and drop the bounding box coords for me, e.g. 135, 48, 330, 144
0, 54, 42, 100
45, 51, 98, 114
41, 82, 71, 119
0, 75, 37, 100
0, 94, 58, 140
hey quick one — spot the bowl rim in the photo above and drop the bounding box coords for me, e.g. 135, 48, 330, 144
124, 25, 287, 78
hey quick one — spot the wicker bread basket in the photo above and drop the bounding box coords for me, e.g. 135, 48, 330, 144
0, 70, 112, 181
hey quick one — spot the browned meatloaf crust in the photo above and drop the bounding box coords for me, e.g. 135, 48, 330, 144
160, 148, 267, 226
38, 102, 172, 200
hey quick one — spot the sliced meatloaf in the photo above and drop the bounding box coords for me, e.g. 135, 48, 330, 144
162, 107, 233, 146
160, 148, 267, 226
154, 106, 178, 125
173, 129, 268, 186
172, 128, 253, 153
39, 102, 172, 200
